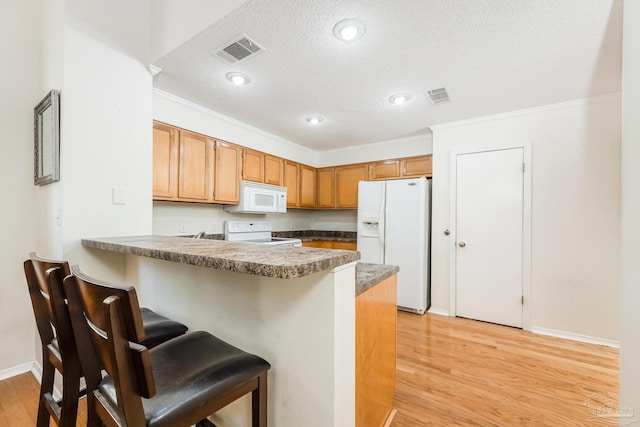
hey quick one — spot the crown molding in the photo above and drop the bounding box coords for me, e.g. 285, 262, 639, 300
430, 92, 622, 132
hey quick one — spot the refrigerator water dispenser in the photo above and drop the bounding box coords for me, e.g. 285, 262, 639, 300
360, 215, 380, 237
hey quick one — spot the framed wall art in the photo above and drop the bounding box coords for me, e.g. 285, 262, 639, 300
34, 89, 60, 185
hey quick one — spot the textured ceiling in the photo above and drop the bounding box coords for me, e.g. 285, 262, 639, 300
153, 0, 622, 151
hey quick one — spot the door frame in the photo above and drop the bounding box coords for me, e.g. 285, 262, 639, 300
448, 141, 532, 331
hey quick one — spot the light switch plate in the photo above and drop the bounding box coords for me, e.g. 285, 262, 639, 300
112, 187, 127, 205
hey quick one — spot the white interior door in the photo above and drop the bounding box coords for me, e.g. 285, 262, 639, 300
455, 148, 524, 327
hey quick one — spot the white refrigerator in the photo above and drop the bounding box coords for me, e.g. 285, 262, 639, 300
357, 177, 431, 314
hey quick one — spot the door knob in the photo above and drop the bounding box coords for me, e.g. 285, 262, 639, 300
458, 242, 466, 247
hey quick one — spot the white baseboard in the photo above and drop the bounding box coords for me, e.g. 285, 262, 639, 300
426, 307, 450, 316
420, 312, 619, 348
531, 326, 619, 348
0, 362, 63, 402
0, 361, 36, 381
31, 361, 43, 382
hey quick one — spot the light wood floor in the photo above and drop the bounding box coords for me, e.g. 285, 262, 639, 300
0, 312, 618, 426
0, 373, 87, 426
391, 312, 619, 426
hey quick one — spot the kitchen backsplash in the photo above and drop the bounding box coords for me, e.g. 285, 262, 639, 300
153, 201, 357, 235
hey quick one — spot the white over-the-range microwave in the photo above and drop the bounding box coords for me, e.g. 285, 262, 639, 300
224, 181, 287, 214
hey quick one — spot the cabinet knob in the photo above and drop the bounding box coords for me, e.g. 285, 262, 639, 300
458, 241, 466, 247
444, 229, 450, 236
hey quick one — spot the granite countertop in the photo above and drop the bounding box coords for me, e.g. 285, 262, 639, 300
355, 263, 399, 296
82, 235, 360, 280
176, 230, 356, 242
273, 230, 356, 242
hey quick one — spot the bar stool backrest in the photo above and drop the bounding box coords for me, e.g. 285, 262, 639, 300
24, 253, 83, 427
64, 265, 156, 426
24, 254, 73, 355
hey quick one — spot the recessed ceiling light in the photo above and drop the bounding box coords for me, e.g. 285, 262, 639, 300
389, 93, 411, 105
306, 116, 324, 125
333, 19, 366, 42
225, 72, 251, 86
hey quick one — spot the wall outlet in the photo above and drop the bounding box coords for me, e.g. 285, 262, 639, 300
179, 224, 186, 233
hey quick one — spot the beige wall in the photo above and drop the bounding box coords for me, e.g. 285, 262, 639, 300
431, 94, 621, 343
620, 0, 640, 416
0, 0, 156, 374
0, 0, 42, 375
60, 22, 154, 283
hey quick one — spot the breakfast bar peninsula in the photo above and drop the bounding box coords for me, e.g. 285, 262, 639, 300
83, 235, 397, 427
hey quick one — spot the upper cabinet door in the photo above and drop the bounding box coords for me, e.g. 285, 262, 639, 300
178, 131, 210, 201
152, 122, 178, 199
214, 140, 241, 203
369, 160, 400, 180
335, 164, 368, 208
264, 154, 284, 186
242, 148, 265, 183
284, 161, 300, 207
299, 164, 316, 208
401, 155, 432, 177
316, 168, 335, 209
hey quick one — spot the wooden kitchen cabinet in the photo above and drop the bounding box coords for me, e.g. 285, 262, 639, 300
316, 168, 335, 208
152, 122, 179, 200
284, 160, 300, 207
369, 159, 401, 180
299, 164, 316, 208
178, 130, 213, 201
264, 154, 284, 186
402, 155, 432, 177
369, 155, 432, 180
153, 121, 433, 209
242, 148, 264, 183
332, 241, 357, 250
356, 274, 397, 427
302, 240, 357, 250
335, 163, 368, 208
213, 140, 241, 203
243, 150, 284, 186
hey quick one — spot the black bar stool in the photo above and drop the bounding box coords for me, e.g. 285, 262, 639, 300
64, 265, 271, 427
24, 253, 189, 427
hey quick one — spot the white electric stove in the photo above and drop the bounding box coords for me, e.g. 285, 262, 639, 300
224, 220, 302, 247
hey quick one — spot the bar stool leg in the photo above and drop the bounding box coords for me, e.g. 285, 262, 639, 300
195, 420, 217, 427
58, 363, 81, 427
252, 372, 268, 427
36, 359, 55, 427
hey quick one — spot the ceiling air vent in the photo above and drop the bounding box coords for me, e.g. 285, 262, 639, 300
426, 87, 450, 105
214, 34, 264, 65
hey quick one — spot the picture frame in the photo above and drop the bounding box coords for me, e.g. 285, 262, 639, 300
34, 89, 60, 186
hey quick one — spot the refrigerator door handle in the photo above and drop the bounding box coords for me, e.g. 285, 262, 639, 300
384, 207, 390, 259
379, 185, 386, 263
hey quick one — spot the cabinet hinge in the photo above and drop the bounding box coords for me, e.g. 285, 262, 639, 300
521, 296, 524, 305
522, 163, 525, 173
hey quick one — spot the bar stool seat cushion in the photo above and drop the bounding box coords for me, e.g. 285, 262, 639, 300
138, 308, 188, 349
97, 331, 271, 427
